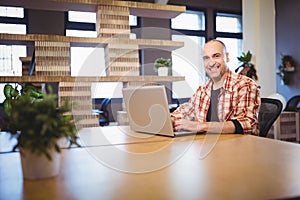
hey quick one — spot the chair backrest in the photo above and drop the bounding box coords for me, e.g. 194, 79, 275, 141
284, 95, 300, 112
258, 98, 283, 137
100, 98, 111, 118
99, 98, 111, 126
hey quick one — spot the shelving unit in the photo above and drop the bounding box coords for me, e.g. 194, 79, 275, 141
0, 34, 184, 50
0, 76, 185, 83
0, 0, 186, 127
268, 111, 300, 143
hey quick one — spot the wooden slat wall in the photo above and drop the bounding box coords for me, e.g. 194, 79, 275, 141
97, 5, 140, 76
59, 82, 99, 128
35, 42, 98, 127
96, 5, 130, 38
35, 41, 70, 76
105, 43, 140, 76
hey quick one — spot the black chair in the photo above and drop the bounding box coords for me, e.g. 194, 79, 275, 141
258, 98, 283, 137
99, 98, 111, 126
93, 98, 111, 126
284, 95, 300, 112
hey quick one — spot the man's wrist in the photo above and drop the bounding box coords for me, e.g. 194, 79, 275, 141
197, 122, 208, 132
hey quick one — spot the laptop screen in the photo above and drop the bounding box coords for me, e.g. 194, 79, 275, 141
122, 85, 175, 136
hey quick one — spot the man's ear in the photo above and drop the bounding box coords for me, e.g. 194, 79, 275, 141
226, 52, 230, 63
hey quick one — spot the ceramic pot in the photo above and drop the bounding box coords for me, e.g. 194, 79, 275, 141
20, 148, 61, 180
157, 67, 169, 76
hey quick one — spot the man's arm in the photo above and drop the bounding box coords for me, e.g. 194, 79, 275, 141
173, 119, 236, 133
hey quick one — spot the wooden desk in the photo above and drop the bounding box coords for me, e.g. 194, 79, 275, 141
77, 126, 173, 146
0, 126, 173, 152
1, 132, 300, 200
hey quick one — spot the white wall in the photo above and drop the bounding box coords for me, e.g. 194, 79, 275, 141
242, 0, 276, 97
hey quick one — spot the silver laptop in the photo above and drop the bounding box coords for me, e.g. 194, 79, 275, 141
122, 85, 195, 137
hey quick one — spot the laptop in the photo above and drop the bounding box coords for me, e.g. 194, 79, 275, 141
122, 85, 196, 137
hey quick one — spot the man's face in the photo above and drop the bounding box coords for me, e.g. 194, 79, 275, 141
202, 41, 229, 80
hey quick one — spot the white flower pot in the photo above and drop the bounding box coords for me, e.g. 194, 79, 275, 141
20, 148, 61, 180
157, 67, 169, 76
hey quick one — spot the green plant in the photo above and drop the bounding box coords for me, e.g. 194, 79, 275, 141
154, 57, 172, 71
236, 51, 258, 80
3, 84, 80, 160
3, 83, 43, 116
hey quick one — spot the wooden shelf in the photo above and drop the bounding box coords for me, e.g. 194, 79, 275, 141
1, 0, 185, 19
0, 75, 185, 83
0, 0, 187, 128
0, 34, 184, 50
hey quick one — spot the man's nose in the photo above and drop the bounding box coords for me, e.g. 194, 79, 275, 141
208, 60, 216, 67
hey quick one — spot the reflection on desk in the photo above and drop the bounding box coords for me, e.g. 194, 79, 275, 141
1, 128, 300, 200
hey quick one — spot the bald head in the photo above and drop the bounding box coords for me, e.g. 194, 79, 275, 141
204, 39, 227, 54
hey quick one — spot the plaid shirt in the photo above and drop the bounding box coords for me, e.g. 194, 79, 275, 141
172, 69, 261, 135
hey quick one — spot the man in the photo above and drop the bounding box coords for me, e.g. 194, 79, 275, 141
172, 39, 260, 135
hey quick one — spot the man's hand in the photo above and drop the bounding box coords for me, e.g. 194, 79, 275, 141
173, 118, 204, 132
173, 118, 237, 134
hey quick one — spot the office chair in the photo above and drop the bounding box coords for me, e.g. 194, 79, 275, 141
284, 95, 300, 112
93, 98, 111, 126
258, 98, 283, 137
99, 98, 111, 126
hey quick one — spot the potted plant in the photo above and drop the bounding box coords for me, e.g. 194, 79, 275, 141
3, 84, 80, 180
235, 51, 258, 80
277, 54, 296, 85
154, 57, 172, 76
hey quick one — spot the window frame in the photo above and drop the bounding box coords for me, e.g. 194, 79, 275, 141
64, 12, 95, 32
214, 10, 243, 72
214, 10, 243, 40
0, 6, 27, 102
170, 8, 207, 100
64, 11, 140, 99
64, 11, 140, 33
171, 7, 207, 38
0, 8, 28, 28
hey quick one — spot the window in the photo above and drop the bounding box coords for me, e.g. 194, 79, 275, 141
68, 11, 96, 23
70, 46, 123, 98
129, 15, 137, 26
217, 37, 243, 71
171, 10, 205, 31
216, 12, 242, 33
171, 10, 206, 98
215, 12, 243, 71
66, 11, 97, 37
66, 11, 138, 98
172, 35, 206, 98
0, 6, 24, 18
0, 6, 26, 102
0, 45, 26, 76
0, 23, 26, 34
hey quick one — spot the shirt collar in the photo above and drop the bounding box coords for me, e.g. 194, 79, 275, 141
203, 69, 235, 93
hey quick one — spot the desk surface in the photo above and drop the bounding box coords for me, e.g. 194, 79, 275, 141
1, 128, 300, 200
0, 126, 173, 153
77, 126, 173, 146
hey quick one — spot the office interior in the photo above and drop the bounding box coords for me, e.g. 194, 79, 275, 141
1, 1, 300, 199
0, 0, 299, 135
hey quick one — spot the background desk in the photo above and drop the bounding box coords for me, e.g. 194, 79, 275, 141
1, 128, 300, 200
0, 126, 172, 153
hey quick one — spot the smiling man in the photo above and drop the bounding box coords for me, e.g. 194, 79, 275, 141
172, 39, 261, 135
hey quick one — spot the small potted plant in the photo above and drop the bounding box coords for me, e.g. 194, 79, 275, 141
154, 57, 172, 76
277, 54, 296, 85
235, 50, 258, 80
3, 84, 80, 180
